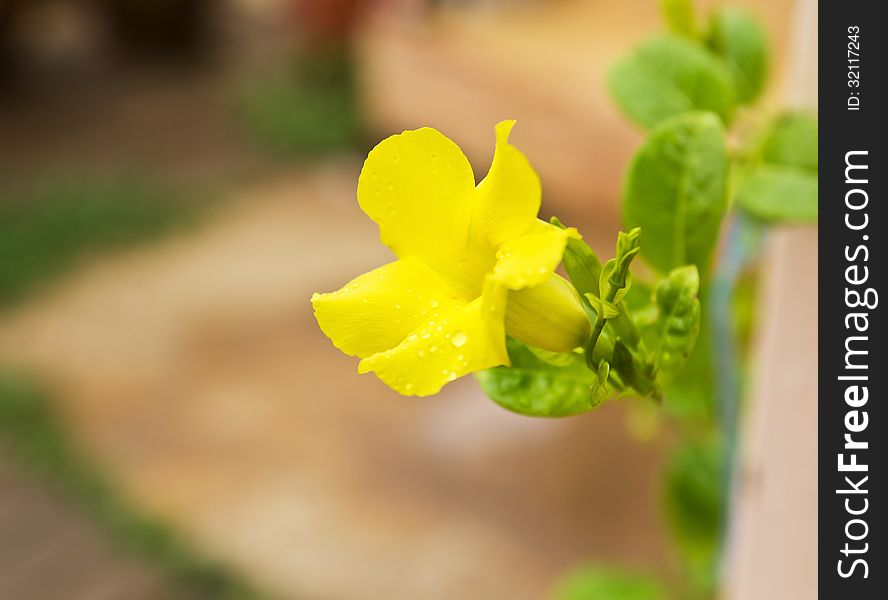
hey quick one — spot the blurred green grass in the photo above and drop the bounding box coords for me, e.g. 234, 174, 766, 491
0, 177, 195, 308
236, 53, 364, 156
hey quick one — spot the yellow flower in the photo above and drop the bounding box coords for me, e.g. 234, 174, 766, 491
312, 120, 590, 396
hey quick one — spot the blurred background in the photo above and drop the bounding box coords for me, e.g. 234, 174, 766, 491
0, 1, 804, 598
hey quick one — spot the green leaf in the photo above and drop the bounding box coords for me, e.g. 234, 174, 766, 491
622, 278, 655, 314
611, 339, 657, 397
558, 228, 645, 352
601, 227, 641, 302
552, 565, 668, 600
477, 339, 607, 417
706, 7, 769, 103
663, 439, 723, 592
608, 35, 736, 129
760, 111, 818, 171
662, 318, 715, 422
527, 345, 581, 367
585, 293, 620, 319
599, 259, 634, 309
623, 111, 729, 275
734, 111, 817, 223
660, 0, 695, 37
652, 266, 701, 383
555, 216, 603, 296
734, 165, 817, 223
584, 229, 643, 373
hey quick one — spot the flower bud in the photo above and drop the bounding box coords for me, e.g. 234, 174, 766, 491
505, 273, 591, 353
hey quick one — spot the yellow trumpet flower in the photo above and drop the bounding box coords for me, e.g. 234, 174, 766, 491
312, 120, 591, 396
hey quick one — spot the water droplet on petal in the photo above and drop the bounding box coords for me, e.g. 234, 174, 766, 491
430, 300, 439, 308
451, 331, 468, 347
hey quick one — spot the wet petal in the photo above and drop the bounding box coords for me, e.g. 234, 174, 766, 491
312, 258, 464, 359
358, 278, 508, 396
357, 127, 476, 285
493, 220, 579, 290
470, 120, 542, 246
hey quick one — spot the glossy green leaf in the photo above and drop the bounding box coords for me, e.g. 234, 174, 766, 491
760, 111, 818, 172
623, 112, 729, 275
552, 565, 668, 600
608, 35, 736, 129
652, 266, 701, 383
527, 345, 581, 367
734, 165, 817, 223
477, 339, 607, 417
706, 7, 769, 103
660, 0, 695, 37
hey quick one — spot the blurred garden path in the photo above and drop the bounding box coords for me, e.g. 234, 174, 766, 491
0, 166, 669, 599
0, 450, 187, 600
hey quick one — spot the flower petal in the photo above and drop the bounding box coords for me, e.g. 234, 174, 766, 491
312, 258, 464, 359
493, 220, 579, 290
358, 278, 509, 396
471, 120, 542, 246
357, 126, 477, 289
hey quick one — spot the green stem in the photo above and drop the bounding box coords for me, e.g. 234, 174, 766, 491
585, 285, 619, 369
